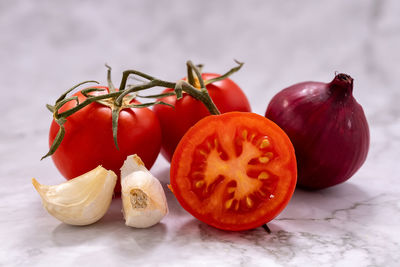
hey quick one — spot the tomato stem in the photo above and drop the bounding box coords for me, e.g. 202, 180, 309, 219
115, 63, 221, 115
186, 61, 196, 86
262, 224, 271, 233
205, 60, 244, 85
179, 80, 221, 115
43, 61, 242, 159
55, 80, 99, 104
115, 80, 175, 106
111, 106, 121, 150
57, 90, 119, 118
119, 70, 157, 91
187, 60, 206, 89
105, 64, 116, 93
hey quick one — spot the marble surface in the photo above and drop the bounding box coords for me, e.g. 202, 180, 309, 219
1, 0, 400, 266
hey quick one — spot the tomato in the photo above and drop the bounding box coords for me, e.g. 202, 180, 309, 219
170, 112, 297, 231
153, 73, 251, 162
49, 86, 161, 193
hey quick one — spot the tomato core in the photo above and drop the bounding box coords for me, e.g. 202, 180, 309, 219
189, 130, 278, 214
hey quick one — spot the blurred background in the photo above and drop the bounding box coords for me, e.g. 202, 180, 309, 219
0, 0, 399, 184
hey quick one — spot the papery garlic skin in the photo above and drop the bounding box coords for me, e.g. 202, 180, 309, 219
32, 166, 117, 226
121, 155, 168, 228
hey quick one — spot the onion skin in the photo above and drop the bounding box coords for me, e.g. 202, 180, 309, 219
265, 74, 369, 190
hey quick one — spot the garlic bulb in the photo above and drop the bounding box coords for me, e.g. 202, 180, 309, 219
32, 166, 117, 226
120, 154, 168, 228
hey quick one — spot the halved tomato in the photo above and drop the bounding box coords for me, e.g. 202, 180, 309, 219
170, 112, 297, 231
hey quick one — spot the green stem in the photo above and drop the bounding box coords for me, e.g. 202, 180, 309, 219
54, 96, 79, 119
119, 70, 156, 91
179, 81, 220, 115
119, 77, 219, 115
56, 80, 99, 104
137, 92, 176, 98
115, 79, 176, 106
111, 106, 121, 150
205, 60, 244, 85
196, 64, 204, 72
43, 60, 237, 159
41, 118, 66, 160
57, 91, 121, 118
186, 61, 196, 86
262, 224, 271, 233
105, 64, 116, 92
186, 60, 205, 88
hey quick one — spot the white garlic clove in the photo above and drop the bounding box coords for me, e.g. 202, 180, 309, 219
120, 154, 168, 228
32, 166, 117, 226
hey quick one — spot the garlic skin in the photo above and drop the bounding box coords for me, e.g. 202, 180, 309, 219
121, 154, 168, 228
32, 166, 117, 226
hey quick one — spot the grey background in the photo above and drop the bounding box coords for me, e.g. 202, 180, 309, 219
2, 0, 399, 179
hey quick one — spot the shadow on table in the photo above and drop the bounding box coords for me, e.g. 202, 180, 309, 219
171, 182, 373, 253
153, 166, 189, 217
110, 223, 167, 258
51, 197, 167, 256
173, 218, 288, 247
283, 181, 372, 218
294, 181, 370, 200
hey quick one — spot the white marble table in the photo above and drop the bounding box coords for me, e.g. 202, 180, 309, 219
1, 0, 399, 266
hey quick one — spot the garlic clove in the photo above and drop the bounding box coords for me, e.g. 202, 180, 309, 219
120, 154, 168, 228
32, 166, 117, 226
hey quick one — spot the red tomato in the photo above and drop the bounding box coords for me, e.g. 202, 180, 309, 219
170, 112, 297, 231
153, 73, 251, 162
49, 87, 161, 193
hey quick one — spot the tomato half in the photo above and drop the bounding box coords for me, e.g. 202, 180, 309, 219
153, 73, 251, 162
170, 112, 297, 231
49, 87, 161, 193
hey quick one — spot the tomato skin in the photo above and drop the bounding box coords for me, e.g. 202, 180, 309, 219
153, 73, 251, 162
49, 87, 161, 193
170, 112, 297, 231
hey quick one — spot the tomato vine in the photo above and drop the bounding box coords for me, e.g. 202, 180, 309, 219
42, 60, 243, 160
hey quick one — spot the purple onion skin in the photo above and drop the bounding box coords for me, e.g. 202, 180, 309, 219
265, 74, 370, 190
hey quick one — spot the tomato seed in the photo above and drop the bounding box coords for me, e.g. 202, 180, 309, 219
225, 199, 234, 209
258, 172, 269, 180
242, 130, 248, 140
246, 196, 253, 207
249, 133, 256, 142
207, 141, 212, 150
260, 138, 270, 148
199, 150, 207, 156
192, 171, 204, 178
227, 187, 236, 194
235, 201, 240, 211
258, 190, 267, 197
214, 139, 219, 148
265, 152, 274, 158
195, 180, 205, 188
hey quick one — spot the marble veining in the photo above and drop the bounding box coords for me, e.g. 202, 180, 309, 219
1, 0, 400, 266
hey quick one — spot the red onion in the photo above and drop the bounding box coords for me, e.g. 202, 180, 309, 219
265, 73, 369, 190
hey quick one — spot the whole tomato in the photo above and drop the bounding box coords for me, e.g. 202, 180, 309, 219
153, 73, 251, 162
49, 86, 161, 193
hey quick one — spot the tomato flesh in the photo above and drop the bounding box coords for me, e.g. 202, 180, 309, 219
170, 112, 297, 231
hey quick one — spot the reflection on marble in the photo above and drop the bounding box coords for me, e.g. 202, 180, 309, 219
1, 0, 400, 266
4, 180, 399, 266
